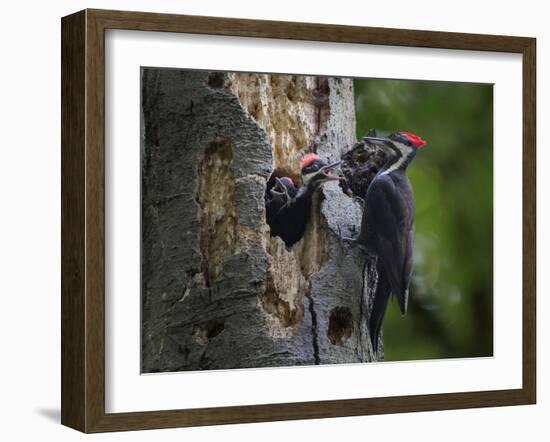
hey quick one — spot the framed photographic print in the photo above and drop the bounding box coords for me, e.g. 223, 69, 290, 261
61, 9, 536, 433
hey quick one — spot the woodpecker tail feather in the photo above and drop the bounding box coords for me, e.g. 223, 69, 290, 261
369, 262, 392, 353
397, 288, 409, 315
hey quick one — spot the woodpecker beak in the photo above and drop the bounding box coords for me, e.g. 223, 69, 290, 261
364, 136, 397, 156
317, 160, 342, 181
269, 177, 286, 196
364, 136, 391, 147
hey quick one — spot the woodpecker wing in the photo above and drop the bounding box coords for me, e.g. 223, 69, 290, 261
369, 260, 392, 353
266, 185, 312, 248
282, 189, 312, 247
364, 172, 414, 314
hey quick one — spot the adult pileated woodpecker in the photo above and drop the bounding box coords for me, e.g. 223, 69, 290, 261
351, 131, 426, 352
265, 154, 341, 247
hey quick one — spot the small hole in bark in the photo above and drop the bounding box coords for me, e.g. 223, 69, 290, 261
207, 72, 226, 89
206, 319, 225, 338
328, 307, 353, 345
193, 319, 225, 345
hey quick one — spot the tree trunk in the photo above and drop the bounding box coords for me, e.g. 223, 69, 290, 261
141, 68, 381, 373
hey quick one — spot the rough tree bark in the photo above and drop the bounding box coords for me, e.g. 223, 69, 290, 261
141, 68, 381, 373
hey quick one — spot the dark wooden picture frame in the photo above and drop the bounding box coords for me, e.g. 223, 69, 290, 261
61, 8, 536, 433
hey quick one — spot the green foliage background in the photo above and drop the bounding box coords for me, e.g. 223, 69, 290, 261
354, 79, 493, 361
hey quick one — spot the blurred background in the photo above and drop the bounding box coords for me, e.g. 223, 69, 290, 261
354, 79, 493, 361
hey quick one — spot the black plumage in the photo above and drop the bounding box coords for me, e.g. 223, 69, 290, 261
265, 177, 300, 247
265, 154, 341, 248
360, 170, 415, 350
349, 131, 425, 352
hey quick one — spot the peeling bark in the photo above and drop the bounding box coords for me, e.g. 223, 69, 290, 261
141, 69, 381, 373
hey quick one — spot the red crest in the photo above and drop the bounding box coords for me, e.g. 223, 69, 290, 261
300, 153, 320, 168
402, 132, 426, 149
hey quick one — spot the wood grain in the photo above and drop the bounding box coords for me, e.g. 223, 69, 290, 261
61, 8, 537, 433
90, 8, 532, 53
522, 38, 536, 403
61, 10, 86, 431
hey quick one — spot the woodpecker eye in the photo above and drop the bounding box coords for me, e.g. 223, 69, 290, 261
390, 132, 409, 145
